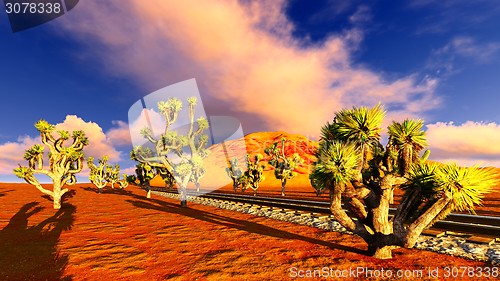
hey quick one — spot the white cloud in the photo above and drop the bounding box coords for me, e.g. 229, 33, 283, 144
57, 0, 440, 137
436, 37, 500, 63
426, 121, 500, 167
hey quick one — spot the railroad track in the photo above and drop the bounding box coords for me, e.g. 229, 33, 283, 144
152, 188, 500, 242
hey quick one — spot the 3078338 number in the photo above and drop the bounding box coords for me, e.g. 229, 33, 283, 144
5, 2, 62, 14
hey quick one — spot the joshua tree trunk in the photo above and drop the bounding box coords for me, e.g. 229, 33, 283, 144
179, 172, 191, 208
370, 246, 394, 260
281, 179, 287, 196
180, 188, 187, 207
369, 176, 397, 259
145, 182, 151, 199
196, 183, 200, 193
51, 180, 68, 210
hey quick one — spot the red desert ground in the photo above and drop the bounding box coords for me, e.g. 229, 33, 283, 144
1, 132, 499, 280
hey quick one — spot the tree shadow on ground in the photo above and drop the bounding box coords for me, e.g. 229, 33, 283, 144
0, 189, 15, 198
126, 197, 368, 256
0, 202, 75, 280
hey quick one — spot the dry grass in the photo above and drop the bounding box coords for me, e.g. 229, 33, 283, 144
0, 182, 497, 280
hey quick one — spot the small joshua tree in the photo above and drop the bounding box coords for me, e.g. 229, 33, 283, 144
88, 157, 129, 192
14, 120, 88, 209
126, 174, 137, 185
310, 104, 498, 259
131, 148, 156, 198
226, 158, 243, 192
117, 174, 129, 189
132, 97, 210, 207
241, 154, 266, 196
106, 164, 121, 188
87, 156, 109, 194
264, 138, 304, 196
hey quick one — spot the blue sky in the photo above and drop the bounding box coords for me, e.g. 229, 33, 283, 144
1, 0, 500, 182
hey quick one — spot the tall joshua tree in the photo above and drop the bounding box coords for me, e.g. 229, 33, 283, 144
264, 138, 304, 196
310, 105, 498, 259
14, 120, 88, 209
132, 97, 210, 207
87, 156, 109, 193
241, 154, 266, 196
226, 158, 243, 192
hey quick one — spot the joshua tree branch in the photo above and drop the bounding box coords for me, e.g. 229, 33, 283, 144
24, 174, 54, 197
405, 196, 452, 247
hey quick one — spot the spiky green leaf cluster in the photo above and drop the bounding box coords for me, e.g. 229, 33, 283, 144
34, 119, 54, 133
14, 166, 33, 178
387, 119, 427, 175
388, 119, 427, 150
158, 98, 183, 114
197, 117, 209, 130
58, 130, 70, 140
437, 164, 498, 212
404, 162, 498, 213
187, 97, 198, 106
402, 162, 440, 199
333, 103, 385, 145
310, 141, 360, 188
23, 144, 44, 161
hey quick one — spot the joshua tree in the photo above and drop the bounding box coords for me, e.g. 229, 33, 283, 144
117, 174, 129, 189
240, 154, 266, 196
310, 104, 498, 259
133, 161, 155, 198
87, 156, 109, 194
226, 158, 243, 192
264, 138, 304, 196
132, 97, 210, 207
14, 120, 88, 209
88, 157, 129, 192
126, 174, 137, 185
106, 164, 121, 188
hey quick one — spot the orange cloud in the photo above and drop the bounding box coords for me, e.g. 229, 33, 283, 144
59, 0, 439, 137
426, 121, 500, 167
